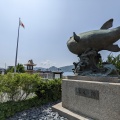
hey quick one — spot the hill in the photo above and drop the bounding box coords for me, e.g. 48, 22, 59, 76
34, 65, 74, 72
59, 65, 74, 72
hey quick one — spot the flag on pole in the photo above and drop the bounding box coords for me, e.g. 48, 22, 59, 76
14, 18, 25, 73
20, 19, 25, 28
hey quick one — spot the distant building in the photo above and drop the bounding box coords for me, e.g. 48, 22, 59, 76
24, 60, 36, 74
38, 69, 63, 79
24, 59, 63, 78
52, 71, 63, 79
0, 68, 6, 75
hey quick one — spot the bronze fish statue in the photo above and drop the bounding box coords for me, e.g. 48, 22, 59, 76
67, 19, 120, 55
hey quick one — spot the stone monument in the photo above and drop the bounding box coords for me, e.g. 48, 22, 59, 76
52, 19, 120, 120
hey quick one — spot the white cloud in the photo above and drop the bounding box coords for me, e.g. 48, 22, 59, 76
40, 60, 56, 67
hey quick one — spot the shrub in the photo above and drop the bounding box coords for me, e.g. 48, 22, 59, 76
35, 79, 62, 101
0, 73, 42, 101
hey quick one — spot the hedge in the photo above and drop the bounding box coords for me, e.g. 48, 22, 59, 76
35, 79, 62, 101
0, 97, 50, 120
0, 73, 62, 120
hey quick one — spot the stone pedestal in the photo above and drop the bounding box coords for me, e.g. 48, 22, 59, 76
52, 76, 120, 120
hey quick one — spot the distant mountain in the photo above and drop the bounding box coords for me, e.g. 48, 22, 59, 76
49, 66, 58, 71
34, 65, 74, 72
59, 65, 74, 72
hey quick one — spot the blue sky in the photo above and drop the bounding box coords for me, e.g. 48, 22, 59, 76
1, 0, 120, 68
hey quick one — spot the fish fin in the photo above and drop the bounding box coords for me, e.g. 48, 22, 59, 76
100, 18, 113, 29
73, 32, 80, 42
105, 44, 120, 52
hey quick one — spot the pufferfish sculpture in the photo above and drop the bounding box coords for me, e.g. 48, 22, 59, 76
67, 19, 120, 76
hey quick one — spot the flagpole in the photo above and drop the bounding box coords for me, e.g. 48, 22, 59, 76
14, 18, 20, 73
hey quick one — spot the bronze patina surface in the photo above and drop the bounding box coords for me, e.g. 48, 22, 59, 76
67, 19, 120, 76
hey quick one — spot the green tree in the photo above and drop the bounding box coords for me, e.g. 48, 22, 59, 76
17, 63, 25, 73
6, 63, 25, 73
6, 66, 14, 73
106, 54, 120, 72
97, 53, 120, 70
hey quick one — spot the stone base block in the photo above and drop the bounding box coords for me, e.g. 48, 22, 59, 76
62, 76, 120, 120
52, 102, 93, 120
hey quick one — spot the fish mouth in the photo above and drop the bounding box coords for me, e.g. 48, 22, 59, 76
67, 39, 80, 55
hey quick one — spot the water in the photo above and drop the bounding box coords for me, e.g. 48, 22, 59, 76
63, 72, 74, 76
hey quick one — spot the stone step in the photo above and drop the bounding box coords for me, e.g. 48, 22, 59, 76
52, 102, 94, 120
